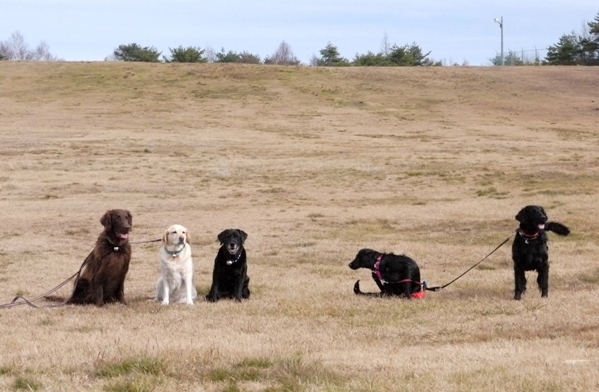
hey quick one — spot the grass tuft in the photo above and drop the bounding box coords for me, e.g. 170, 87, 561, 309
95, 356, 166, 378
12, 376, 42, 391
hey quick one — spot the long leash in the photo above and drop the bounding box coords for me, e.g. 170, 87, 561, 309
424, 231, 515, 292
0, 238, 161, 309
0, 251, 93, 309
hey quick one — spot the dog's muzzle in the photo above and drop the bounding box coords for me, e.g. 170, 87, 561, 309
119, 229, 130, 240
227, 244, 239, 255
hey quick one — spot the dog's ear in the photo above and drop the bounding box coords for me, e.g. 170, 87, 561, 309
539, 206, 547, 220
515, 209, 525, 222
217, 230, 227, 244
162, 229, 169, 244
126, 210, 133, 226
185, 229, 191, 245
239, 230, 248, 244
100, 210, 113, 230
365, 249, 378, 261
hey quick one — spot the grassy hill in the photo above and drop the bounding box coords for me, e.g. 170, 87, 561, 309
0, 62, 598, 391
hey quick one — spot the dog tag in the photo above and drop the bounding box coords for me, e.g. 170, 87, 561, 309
113, 247, 119, 251
226, 260, 233, 265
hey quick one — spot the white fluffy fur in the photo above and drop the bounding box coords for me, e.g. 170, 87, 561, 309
154, 224, 197, 305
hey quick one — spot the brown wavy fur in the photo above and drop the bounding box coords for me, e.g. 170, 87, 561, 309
46, 209, 132, 306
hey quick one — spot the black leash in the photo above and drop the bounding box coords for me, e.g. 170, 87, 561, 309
424, 231, 515, 292
0, 237, 161, 309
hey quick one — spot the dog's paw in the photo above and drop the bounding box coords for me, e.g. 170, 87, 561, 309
161, 300, 170, 305
206, 296, 217, 303
186, 301, 194, 306
353, 280, 361, 294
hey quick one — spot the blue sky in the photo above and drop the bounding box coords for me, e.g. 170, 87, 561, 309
1, 1, 597, 65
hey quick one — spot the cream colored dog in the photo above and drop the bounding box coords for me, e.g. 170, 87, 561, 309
155, 224, 197, 305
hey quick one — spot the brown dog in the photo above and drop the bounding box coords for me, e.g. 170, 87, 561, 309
47, 209, 133, 306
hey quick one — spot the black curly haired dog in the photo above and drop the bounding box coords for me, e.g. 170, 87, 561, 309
512, 205, 570, 300
348, 248, 422, 298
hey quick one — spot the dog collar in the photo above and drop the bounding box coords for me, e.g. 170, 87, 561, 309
226, 251, 242, 265
518, 230, 540, 244
165, 244, 186, 257
106, 236, 124, 252
518, 230, 540, 238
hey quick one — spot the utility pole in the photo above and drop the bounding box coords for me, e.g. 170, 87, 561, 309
494, 16, 504, 65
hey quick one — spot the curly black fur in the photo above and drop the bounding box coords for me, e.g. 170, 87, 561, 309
512, 205, 570, 300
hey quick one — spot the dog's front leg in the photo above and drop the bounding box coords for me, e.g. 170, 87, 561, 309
371, 272, 385, 292
206, 281, 218, 302
161, 280, 170, 305
116, 281, 127, 305
184, 274, 194, 305
94, 285, 105, 307
514, 267, 526, 300
537, 266, 549, 298
233, 274, 245, 302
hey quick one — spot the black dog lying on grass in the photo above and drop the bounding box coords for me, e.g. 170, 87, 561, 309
512, 205, 570, 300
349, 248, 423, 298
206, 229, 250, 302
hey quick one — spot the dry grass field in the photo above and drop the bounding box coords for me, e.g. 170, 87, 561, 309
0, 62, 598, 391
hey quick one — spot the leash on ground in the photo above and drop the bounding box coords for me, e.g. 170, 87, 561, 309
424, 231, 515, 292
0, 238, 161, 310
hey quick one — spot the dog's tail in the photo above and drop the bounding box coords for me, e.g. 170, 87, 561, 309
353, 280, 381, 297
545, 221, 570, 236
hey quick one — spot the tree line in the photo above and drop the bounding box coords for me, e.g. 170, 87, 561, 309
1, 12, 598, 66
109, 38, 440, 67
544, 12, 599, 65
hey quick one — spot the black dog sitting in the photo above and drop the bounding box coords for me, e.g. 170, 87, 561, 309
348, 248, 423, 298
206, 229, 250, 302
512, 205, 570, 300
